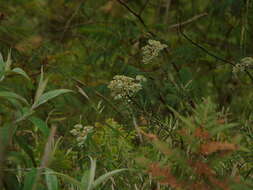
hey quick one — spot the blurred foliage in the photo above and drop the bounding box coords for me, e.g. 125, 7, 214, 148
0, 0, 253, 189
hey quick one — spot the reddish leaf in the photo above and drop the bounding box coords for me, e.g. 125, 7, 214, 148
200, 142, 236, 155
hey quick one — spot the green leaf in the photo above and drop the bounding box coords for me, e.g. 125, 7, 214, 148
32, 89, 72, 109
87, 157, 96, 190
29, 117, 50, 137
45, 171, 82, 188
15, 107, 35, 123
81, 170, 90, 189
0, 124, 13, 151
0, 52, 5, 72
0, 91, 28, 105
179, 67, 192, 85
11, 67, 30, 80
3, 172, 21, 190
5, 51, 12, 71
210, 123, 238, 136
45, 169, 59, 190
92, 168, 128, 189
22, 168, 37, 190
34, 67, 48, 104
15, 136, 37, 166
167, 105, 195, 132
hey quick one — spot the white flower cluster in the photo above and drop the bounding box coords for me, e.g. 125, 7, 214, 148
70, 124, 94, 147
142, 39, 168, 64
233, 57, 253, 73
108, 75, 146, 100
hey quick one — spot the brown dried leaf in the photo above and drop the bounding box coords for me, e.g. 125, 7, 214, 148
139, 129, 158, 141
208, 176, 230, 190
188, 182, 211, 190
194, 127, 210, 140
148, 163, 182, 189
189, 161, 215, 176
200, 142, 236, 155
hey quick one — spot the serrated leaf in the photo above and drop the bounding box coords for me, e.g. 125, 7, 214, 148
0, 91, 28, 105
32, 89, 72, 109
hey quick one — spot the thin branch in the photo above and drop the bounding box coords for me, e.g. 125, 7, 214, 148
168, 12, 208, 29
116, 0, 146, 28
178, 22, 235, 66
178, 17, 253, 83
116, 0, 155, 36
61, 1, 83, 41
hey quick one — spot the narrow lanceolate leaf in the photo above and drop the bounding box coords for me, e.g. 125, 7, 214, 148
87, 157, 97, 190
5, 51, 12, 71
45, 169, 59, 190
76, 85, 90, 100
11, 67, 30, 80
0, 52, 5, 69
34, 67, 47, 104
29, 116, 50, 137
32, 89, 72, 109
92, 169, 128, 189
34, 76, 49, 105
0, 91, 28, 105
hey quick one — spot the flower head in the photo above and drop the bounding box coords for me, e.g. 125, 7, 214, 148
108, 75, 145, 100
70, 124, 94, 147
142, 39, 167, 64
233, 57, 253, 73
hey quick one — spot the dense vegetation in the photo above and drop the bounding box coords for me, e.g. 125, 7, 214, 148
0, 0, 253, 189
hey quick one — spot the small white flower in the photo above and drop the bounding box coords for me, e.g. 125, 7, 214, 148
233, 57, 253, 73
70, 129, 78, 136
70, 124, 94, 147
136, 75, 147, 82
108, 75, 144, 100
142, 39, 167, 64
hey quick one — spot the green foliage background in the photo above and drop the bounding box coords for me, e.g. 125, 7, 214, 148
0, 0, 252, 189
